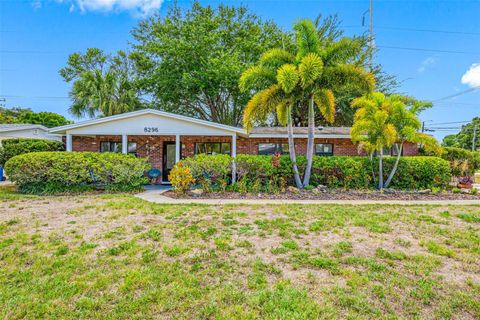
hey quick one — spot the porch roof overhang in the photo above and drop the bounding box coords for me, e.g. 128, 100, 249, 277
49, 109, 248, 137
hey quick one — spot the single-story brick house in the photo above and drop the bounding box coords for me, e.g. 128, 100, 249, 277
50, 109, 418, 183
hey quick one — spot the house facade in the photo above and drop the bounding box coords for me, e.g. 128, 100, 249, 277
49, 109, 418, 183
0, 124, 62, 142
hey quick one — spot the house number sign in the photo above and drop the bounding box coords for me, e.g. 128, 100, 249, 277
144, 127, 159, 133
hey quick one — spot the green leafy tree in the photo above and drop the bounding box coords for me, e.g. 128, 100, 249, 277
351, 92, 439, 189
131, 1, 286, 126
442, 117, 480, 151
0, 107, 71, 127
60, 48, 142, 118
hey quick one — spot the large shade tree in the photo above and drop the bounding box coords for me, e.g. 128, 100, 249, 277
442, 116, 480, 151
131, 1, 287, 126
0, 107, 71, 127
60, 48, 142, 118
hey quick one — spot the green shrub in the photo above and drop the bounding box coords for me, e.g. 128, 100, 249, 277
441, 147, 480, 176
0, 138, 64, 166
175, 154, 451, 192
4, 152, 150, 194
181, 154, 232, 190
168, 162, 195, 194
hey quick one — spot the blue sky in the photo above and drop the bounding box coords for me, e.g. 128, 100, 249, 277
1, 0, 479, 140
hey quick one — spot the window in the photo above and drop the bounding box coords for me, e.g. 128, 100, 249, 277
315, 143, 333, 156
100, 141, 137, 156
195, 142, 231, 155
374, 144, 402, 156
258, 143, 289, 155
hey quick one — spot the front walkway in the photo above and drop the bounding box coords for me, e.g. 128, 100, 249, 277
135, 189, 480, 205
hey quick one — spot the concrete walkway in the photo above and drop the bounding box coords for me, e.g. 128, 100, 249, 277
135, 189, 480, 205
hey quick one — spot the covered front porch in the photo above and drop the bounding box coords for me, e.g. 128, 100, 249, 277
65, 133, 238, 183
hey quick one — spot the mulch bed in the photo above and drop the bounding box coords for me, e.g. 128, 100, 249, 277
163, 189, 480, 201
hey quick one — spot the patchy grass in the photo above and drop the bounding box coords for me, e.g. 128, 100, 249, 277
0, 187, 479, 319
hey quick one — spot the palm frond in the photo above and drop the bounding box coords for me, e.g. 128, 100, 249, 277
323, 64, 375, 93
243, 84, 282, 132
298, 53, 324, 88
276, 101, 288, 126
276, 64, 299, 94
321, 37, 362, 66
313, 88, 335, 123
293, 19, 320, 60
259, 49, 295, 69
239, 65, 275, 92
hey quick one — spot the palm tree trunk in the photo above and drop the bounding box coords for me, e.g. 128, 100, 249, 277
303, 95, 315, 186
369, 152, 376, 186
384, 143, 403, 188
287, 105, 303, 189
378, 148, 384, 190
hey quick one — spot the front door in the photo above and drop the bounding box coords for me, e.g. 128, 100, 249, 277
162, 142, 176, 183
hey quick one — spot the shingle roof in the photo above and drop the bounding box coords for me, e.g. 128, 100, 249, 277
251, 126, 351, 135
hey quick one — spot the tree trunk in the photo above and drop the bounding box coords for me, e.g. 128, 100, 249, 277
384, 143, 403, 188
287, 105, 303, 189
302, 95, 315, 187
378, 148, 384, 190
369, 152, 376, 186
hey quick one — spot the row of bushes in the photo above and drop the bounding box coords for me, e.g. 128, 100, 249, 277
0, 138, 64, 166
5, 152, 150, 194
170, 154, 452, 193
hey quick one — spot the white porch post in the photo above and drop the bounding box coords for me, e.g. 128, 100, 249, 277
231, 134, 237, 183
121, 134, 128, 154
66, 133, 72, 152
175, 134, 181, 163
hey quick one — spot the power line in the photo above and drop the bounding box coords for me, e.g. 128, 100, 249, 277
428, 121, 471, 125
377, 45, 480, 55
432, 86, 480, 103
342, 24, 480, 36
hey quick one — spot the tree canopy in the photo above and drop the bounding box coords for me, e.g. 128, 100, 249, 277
442, 117, 480, 151
59, 48, 142, 118
0, 107, 71, 127
130, 1, 287, 126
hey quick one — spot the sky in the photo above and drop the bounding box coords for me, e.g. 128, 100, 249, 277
1, 0, 479, 140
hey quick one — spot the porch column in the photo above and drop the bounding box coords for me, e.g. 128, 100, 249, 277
121, 134, 128, 154
175, 134, 181, 163
66, 133, 72, 152
231, 134, 237, 183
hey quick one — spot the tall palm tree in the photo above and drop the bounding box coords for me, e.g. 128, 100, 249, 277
293, 19, 375, 186
240, 49, 304, 188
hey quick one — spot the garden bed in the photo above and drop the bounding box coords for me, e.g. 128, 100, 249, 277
164, 188, 480, 201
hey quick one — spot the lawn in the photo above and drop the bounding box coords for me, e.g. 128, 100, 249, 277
0, 186, 479, 319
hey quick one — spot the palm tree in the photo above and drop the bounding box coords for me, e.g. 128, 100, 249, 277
351, 92, 439, 189
350, 92, 397, 189
69, 69, 140, 118
293, 19, 375, 186
241, 19, 375, 188
240, 49, 304, 188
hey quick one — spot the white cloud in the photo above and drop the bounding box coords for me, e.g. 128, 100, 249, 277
461, 63, 480, 88
60, 0, 164, 16
417, 56, 437, 73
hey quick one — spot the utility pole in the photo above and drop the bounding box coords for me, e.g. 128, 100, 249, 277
472, 124, 478, 151
362, 0, 374, 70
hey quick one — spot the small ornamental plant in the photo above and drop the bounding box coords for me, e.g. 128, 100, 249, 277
168, 163, 195, 194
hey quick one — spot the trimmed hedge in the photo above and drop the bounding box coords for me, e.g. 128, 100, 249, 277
0, 138, 64, 166
175, 154, 451, 190
5, 152, 151, 194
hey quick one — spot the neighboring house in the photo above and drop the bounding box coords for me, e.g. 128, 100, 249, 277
49, 109, 418, 183
0, 124, 62, 143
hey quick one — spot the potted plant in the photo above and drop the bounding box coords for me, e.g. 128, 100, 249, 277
457, 176, 473, 189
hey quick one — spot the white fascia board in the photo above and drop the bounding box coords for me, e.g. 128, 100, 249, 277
0, 125, 49, 133
49, 109, 246, 135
